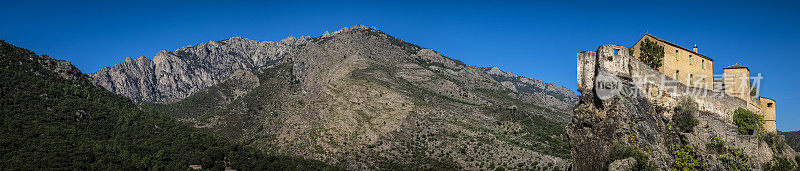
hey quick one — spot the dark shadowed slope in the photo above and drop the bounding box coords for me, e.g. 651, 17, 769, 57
0, 40, 337, 170
781, 131, 800, 153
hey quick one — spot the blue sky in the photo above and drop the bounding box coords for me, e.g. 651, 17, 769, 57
2, 0, 799, 131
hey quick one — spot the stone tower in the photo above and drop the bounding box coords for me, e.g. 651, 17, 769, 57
760, 97, 777, 132
723, 64, 751, 102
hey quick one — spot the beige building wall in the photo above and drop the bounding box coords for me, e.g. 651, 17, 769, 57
628, 34, 777, 131
723, 66, 751, 102
760, 97, 777, 132
631, 34, 714, 89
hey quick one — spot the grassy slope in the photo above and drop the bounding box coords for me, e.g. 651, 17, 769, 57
0, 40, 338, 170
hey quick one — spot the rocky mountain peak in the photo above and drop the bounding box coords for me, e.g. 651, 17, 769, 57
92, 34, 311, 103
91, 25, 575, 111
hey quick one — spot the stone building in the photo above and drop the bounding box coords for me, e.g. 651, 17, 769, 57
631, 34, 714, 89
760, 97, 777, 132
630, 34, 777, 132
723, 64, 752, 101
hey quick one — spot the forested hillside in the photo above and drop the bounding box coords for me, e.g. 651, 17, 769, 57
0, 40, 337, 170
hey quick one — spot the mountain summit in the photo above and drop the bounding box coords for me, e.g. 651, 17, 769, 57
91, 25, 577, 170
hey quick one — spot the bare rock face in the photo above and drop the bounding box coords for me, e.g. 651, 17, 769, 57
569, 45, 797, 170
91, 36, 310, 103
482, 67, 578, 111
609, 157, 636, 171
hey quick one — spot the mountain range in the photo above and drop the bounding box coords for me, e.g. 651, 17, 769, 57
4, 25, 799, 170
4, 25, 578, 170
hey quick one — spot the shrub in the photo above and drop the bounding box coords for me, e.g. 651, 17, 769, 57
733, 108, 764, 135
759, 132, 786, 154
707, 134, 726, 153
669, 143, 699, 170
609, 143, 656, 170
720, 148, 751, 170
673, 97, 699, 133
763, 156, 796, 171
796, 156, 800, 168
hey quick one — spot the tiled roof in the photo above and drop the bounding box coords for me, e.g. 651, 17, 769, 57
637, 34, 714, 62
723, 64, 749, 70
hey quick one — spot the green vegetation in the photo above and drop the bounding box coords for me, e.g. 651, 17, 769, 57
628, 47, 635, 56
361, 28, 421, 55
763, 156, 797, 171
706, 134, 726, 153
348, 62, 571, 166
0, 41, 337, 170
673, 97, 699, 133
705, 134, 752, 170
473, 88, 570, 158
669, 142, 699, 171
609, 143, 657, 171
484, 105, 570, 158
665, 124, 699, 171
146, 62, 301, 142
719, 148, 751, 171
414, 57, 449, 70
376, 155, 461, 170
637, 38, 664, 69
797, 156, 800, 168
733, 108, 764, 135
760, 132, 786, 154
362, 28, 467, 67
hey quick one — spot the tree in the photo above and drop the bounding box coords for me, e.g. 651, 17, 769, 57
637, 39, 664, 69
673, 97, 699, 133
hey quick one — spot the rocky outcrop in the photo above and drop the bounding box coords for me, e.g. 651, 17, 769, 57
568, 45, 797, 170
483, 67, 578, 111
608, 157, 636, 171
91, 36, 310, 103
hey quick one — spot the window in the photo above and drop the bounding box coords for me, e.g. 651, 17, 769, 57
702, 60, 705, 69
676, 70, 680, 80
614, 49, 620, 55
689, 55, 693, 65
768, 103, 774, 107
676, 50, 679, 61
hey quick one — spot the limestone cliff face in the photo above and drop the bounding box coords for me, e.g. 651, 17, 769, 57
91, 36, 310, 103
91, 26, 576, 112
569, 45, 797, 170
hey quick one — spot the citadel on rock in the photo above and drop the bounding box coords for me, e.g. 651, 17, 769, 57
630, 34, 777, 132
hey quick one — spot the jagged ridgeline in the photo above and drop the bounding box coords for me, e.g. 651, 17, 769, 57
0, 40, 338, 170
93, 25, 578, 170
